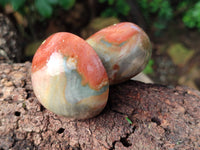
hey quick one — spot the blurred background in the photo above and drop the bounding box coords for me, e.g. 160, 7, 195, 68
0, 0, 199, 90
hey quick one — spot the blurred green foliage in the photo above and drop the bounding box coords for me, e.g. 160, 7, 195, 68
0, 0, 76, 18
143, 59, 154, 75
0, 0, 200, 33
137, 0, 200, 33
182, 1, 200, 29
137, 0, 172, 32
98, 0, 130, 17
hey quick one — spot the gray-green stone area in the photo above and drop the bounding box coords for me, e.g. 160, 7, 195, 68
63, 57, 108, 104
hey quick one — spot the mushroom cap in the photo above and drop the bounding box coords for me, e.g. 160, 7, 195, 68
31, 32, 109, 119
86, 22, 152, 85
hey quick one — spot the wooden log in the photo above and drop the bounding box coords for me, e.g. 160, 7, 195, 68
0, 62, 199, 150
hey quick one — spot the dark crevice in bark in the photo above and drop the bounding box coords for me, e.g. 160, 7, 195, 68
14, 111, 21, 117
109, 125, 136, 149
57, 128, 65, 134
151, 117, 161, 126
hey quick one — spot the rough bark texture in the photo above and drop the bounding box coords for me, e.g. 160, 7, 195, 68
0, 13, 21, 63
0, 62, 199, 150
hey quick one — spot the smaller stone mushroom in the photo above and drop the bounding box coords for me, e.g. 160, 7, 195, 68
31, 32, 109, 120
86, 22, 152, 85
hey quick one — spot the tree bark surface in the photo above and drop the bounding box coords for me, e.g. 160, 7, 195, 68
0, 62, 199, 150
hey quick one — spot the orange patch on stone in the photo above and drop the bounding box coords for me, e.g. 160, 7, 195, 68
88, 22, 140, 45
32, 32, 108, 90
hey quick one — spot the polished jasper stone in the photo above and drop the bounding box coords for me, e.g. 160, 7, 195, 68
86, 22, 152, 85
31, 32, 109, 119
